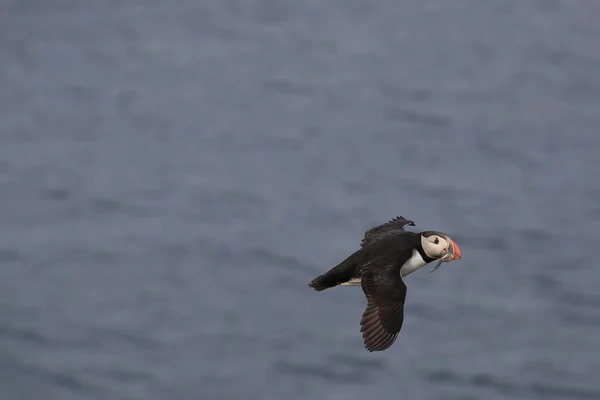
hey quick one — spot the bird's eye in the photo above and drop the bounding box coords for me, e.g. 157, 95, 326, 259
433, 237, 439, 244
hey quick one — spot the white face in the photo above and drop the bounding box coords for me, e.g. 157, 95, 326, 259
421, 234, 450, 259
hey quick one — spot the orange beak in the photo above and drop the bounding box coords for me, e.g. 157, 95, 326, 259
429, 236, 462, 274
448, 238, 462, 261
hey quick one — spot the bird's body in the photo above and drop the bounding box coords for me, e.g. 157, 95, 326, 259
309, 230, 431, 290
308, 216, 462, 352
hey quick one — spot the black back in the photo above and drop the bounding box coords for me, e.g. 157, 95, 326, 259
360, 216, 415, 248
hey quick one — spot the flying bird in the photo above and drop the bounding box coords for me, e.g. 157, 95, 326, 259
308, 216, 462, 352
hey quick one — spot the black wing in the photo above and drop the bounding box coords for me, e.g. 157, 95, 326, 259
359, 263, 407, 352
360, 216, 415, 248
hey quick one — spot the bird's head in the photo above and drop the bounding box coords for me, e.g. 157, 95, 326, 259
420, 231, 462, 273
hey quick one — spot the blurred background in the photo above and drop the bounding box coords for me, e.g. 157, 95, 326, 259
1, 1, 599, 399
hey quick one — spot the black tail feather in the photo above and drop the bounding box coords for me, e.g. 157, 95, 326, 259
308, 275, 332, 291
308, 260, 358, 291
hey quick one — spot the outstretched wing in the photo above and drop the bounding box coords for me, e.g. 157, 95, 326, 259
360, 216, 415, 248
359, 263, 407, 352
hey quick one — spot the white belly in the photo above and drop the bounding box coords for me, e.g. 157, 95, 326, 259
339, 249, 427, 286
339, 278, 362, 286
400, 249, 427, 277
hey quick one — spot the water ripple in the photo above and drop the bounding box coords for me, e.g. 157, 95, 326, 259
427, 370, 600, 399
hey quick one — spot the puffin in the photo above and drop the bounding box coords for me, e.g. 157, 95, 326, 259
308, 216, 462, 352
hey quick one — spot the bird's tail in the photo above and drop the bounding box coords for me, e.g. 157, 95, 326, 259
308, 256, 358, 291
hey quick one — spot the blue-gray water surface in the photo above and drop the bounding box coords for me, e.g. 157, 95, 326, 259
1, 1, 600, 399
